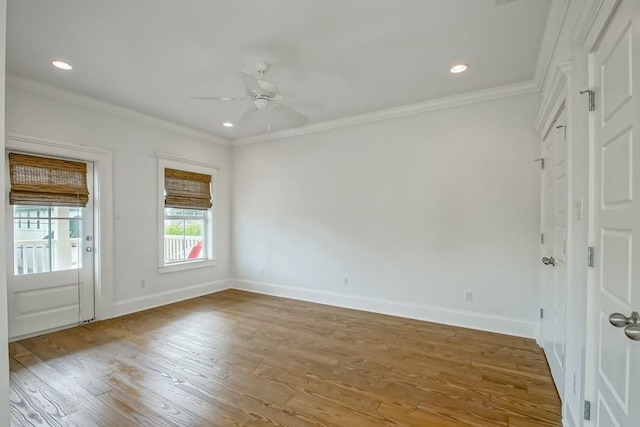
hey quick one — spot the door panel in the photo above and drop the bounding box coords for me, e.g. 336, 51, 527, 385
7, 159, 95, 339
541, 106, 568, 396
590, 1, 640, 425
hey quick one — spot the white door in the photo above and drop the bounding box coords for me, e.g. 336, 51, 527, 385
7, 158, 95, 339
589, 0, 640, 425
540, 106, 569, 396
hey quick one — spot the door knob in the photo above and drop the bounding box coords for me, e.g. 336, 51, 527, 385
542, 256, 555, 266
609, 312, 640, 341
609, 311, 640, 327
624, 324, 640, 341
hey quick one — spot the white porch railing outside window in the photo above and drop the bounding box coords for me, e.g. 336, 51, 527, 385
13, 238, 81, 274
14, 236, 204, 274
164, 235, 203, 264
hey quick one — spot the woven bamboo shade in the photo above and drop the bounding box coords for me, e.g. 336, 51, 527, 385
9, 153, 90, 207
165, 168, 212, 209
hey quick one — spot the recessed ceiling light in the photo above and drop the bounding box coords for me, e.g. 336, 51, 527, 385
52, 60, 73, 71
450, 64, 468, 74
222, 122, 234, 127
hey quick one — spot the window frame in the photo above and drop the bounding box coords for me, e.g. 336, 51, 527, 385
157, 153, 219, 273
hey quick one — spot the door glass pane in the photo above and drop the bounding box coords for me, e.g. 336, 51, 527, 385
13, 206, 83, 275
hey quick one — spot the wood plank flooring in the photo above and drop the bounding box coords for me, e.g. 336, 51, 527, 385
9, 290, 562, 426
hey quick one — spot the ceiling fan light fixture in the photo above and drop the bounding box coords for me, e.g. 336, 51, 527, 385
254, 98, 270, 110
222, 122, 234, 127
52, 60, 72, 70
450, 63, 468, 74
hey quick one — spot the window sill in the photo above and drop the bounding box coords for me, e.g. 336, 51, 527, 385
158, 258, 217, 274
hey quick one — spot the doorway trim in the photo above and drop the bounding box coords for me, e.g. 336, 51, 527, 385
5, 133, 114, 321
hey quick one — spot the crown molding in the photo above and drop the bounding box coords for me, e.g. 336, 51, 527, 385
6, 73, 231, 147
535, 62, 574, 135
233, 80, 539, 146
533, 0, 571, 90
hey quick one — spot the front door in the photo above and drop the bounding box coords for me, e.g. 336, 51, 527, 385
7, 156, 95, 339
589, 0, 640, 425
541, 105, 569, 397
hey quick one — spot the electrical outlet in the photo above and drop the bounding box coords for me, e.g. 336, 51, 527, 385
342, 276, 349, 287
141, 279, 146, 288
464, 290, 473, 301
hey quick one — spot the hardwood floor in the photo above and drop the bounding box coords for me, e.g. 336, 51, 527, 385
9, 290, 562, 426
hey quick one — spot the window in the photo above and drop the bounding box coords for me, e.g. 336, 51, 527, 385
164, 208, 207, 264
158, 154, 218, 272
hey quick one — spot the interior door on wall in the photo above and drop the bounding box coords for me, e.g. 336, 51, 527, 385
7, 159, 95, 339
541, 105, 568, 397
589, 0, 640, 425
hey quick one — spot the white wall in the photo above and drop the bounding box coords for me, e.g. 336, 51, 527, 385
232, 92, 541, 337
5, 85, 232, 316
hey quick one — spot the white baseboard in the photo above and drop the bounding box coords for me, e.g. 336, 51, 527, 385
233, 279, 539, 339
112, 278, 232, 318
110, 278, 539, 339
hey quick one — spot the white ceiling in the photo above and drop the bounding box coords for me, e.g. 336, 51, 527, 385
6, 0, 551, 141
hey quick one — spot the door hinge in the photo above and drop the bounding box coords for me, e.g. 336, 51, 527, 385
534, 158, 545, 170
541, 233, 544, 244
580, 89, 595, 112
584, 400, 591, 421
540, 308, 544, 319
587, 246, 595, 268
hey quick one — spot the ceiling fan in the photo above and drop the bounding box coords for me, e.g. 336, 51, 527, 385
193, 62, 309, 132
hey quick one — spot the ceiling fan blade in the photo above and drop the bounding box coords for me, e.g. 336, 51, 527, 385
268, 103, 309, 126
236, 106, 274, 133
190, 96, 249, 101
237, 70, 269, 97
237, 102, 309, 134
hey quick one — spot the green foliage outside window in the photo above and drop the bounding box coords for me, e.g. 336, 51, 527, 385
165, 223, 202, 236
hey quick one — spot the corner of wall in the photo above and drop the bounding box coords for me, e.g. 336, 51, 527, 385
111, 278, 233, 318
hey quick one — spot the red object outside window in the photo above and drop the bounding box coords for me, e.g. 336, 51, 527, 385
187, 241, 203, 259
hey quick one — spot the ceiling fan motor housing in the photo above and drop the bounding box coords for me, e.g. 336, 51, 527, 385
254, 97, 271, 110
